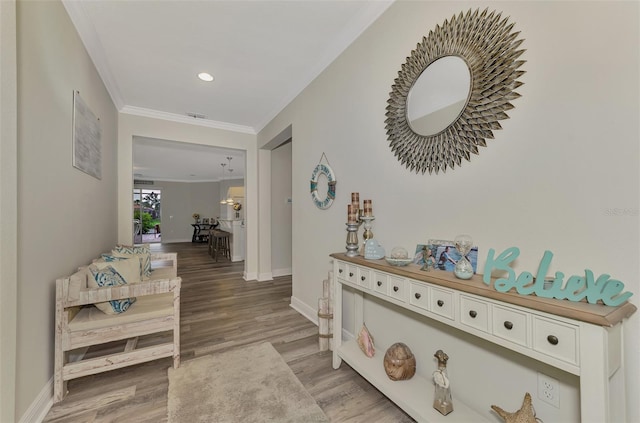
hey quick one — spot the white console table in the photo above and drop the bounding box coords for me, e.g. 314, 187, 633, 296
331, 253, 636, 423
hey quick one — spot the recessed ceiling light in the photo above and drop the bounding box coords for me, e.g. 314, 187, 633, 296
198, 72, 214, 82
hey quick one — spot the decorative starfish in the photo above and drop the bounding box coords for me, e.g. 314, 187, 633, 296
491, 392, 540, 423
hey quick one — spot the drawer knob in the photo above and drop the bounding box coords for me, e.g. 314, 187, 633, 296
437, 300, 444, 307
349, 272, 354, 277
339, 269, 343, 274
377, 281, 382, 287
393, 286, 399, 292
414, 293, 421, 299
469, 310, 477, 318
361, 276, 366, 281
504, 321, 514, 330
547, 335, 559, 345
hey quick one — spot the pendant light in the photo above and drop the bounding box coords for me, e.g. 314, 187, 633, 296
226, 157, 234, 205
219, 162, 227, 204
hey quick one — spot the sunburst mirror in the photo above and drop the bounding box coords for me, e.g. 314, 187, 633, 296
385, 9, 526, 174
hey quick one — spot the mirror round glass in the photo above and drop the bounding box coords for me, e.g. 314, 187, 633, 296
384, 8, 526, 175
406, 56, 471, 136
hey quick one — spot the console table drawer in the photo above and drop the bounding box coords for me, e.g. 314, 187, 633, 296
533, 316, 579, 365
336, 262, 348, 280
388, 276, 407, 302
345, 264, 357, 284
357, 267, 372, 289
409, 282, 429, 311
431, 287, 455, 320
492, 305, 529, 347
460, 295, 489, 332
373, 272, 388, 295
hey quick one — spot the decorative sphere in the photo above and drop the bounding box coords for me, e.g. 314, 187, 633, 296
383, 342, 416, 381
390, 247, 409, 259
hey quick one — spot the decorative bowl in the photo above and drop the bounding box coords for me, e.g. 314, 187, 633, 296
385, 257, 413, 267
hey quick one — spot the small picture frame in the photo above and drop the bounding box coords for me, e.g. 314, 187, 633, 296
202, 218, 210, 224
415, 240, 479, 273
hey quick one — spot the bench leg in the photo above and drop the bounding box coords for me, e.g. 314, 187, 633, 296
54, 295, 67, 403
53, 345, 67, 402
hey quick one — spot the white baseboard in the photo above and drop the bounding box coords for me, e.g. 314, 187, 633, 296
289, 296, 319, 325
342, 328, 354, 342
243, 271, 257, 281
272, 267, 292, 277
257, 272, 273, 281
19, 377, 52, 423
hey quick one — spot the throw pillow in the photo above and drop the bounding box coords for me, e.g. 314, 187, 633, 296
113, 244, 152, 277
101, 253, 146, 280
93, 257, 142, 284
88, 264, 137, 315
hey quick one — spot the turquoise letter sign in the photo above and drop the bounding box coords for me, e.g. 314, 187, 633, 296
483, 247, 633, 306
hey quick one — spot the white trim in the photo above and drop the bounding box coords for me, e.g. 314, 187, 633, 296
342, 328, 355, 342
120, 106, 256, 134
272, 267, 292, 278
253, 1, 395, 132
61, 0, 124, 110
257, 272, 273, 282
18, 378, 52, 423
243, 271, 257, 281
289, 296, 318, 325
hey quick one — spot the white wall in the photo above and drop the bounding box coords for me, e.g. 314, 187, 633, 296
118, 114, 259, 279
136, 181, 221, 243
271, 142, 292, 276
258, 1, 639, 420
12, 0, 118, 419
0, 1, 18, 421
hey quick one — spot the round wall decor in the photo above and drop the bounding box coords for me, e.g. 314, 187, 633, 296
310, 163, 336, 209
385, 8, 526, 174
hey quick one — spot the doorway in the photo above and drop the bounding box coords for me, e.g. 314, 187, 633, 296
133, 188, 162, 244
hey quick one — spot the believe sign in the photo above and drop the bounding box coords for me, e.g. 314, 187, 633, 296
482, 247, 633, 307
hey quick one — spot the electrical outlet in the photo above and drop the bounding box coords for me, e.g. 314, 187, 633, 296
537, 372, 560, 408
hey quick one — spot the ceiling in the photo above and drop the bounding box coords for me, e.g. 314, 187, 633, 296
63, 0, 393, 182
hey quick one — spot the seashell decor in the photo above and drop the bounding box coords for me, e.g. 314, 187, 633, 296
383, 342, 416, 381
491, 392, 539, 423
357, 324, 375, 358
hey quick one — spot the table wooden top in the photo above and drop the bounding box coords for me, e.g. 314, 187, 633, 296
330, 253, 637, 327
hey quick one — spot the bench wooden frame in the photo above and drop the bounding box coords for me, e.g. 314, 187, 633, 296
54, 252, 181, 403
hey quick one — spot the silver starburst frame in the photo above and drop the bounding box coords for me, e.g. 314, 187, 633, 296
385, 9, 526, 174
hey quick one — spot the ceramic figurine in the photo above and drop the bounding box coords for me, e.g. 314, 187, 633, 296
433, 349, 453, 415
491, 392, 539, 423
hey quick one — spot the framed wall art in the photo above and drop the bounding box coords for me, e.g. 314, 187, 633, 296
72, 90, 102, 179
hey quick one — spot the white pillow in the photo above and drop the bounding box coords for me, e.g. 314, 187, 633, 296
112, 244, 152, 277
93, 257, 142, 284
87, 264, 137, 315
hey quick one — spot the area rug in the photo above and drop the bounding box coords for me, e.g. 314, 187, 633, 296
167, 342, 329, 422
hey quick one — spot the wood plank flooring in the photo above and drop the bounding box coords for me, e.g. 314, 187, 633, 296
44, 242, 413, 422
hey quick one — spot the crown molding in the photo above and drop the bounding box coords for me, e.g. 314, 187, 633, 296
120, 106, 256, 135
254, 0, 394, 132
62, 0, 124, 110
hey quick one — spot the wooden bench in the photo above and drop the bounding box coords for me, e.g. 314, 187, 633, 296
54, 252, 181, 403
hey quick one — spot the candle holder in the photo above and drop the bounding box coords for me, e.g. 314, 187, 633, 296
345, 222, 361, 257
359, 216, 375, 255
